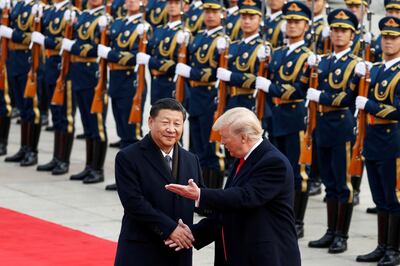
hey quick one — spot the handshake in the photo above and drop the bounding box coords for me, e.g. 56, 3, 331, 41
164, 219, 195, 251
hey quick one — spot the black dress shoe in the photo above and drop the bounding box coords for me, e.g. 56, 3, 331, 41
82, 170, 104, 184
37, 158, 59, 171
109, 140, 121, 148
105, 183, 117, 191
367, 207, 378, 214
353, 191, 360, 206
76, 133, 85, 140
5, 147, 26, 162
356, 245, 386, 262
70, 166, 92, 180
45, 126, 54, 132
52, 162, 69, 175
378, 250, 400, 266
0, 143, 6, 156
11, 108, 20, 119
308, 230, 335, 248
41, 115, 49, 126
296, 224, 304, 239
20, 151, 38, 167
309, 182, 322, 196
328, 236, 347, 254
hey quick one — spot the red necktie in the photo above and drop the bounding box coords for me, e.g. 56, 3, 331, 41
235, 158, 245, 176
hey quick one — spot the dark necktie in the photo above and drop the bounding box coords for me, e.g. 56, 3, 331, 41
164, 155, 172, 171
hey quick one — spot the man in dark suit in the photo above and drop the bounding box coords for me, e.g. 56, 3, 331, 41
166, 107, 301, 266
114, 98, 203, 266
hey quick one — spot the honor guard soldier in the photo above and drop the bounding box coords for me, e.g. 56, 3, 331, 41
146, 0, 168, 28
111, 0, 126, 19
0, 0, 12, 156
98, 0, 151, 191
2, 0, 44, 166
61, 0, 108, 184
174, 0, 224, 189
306, 9, 360, 254
225, 0, 241, 41
137, 0, 190, 105
255, 1, 311, 239
345, 0, 369, 57
372, 0, 400, 63
31, 0, 78, 175
185, 0, 204, 35
264, 0, 285, 48
305, 0, 325, 55
354, 16, 400, 265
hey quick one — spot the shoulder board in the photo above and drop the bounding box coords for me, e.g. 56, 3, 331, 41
301, 46, 311, 53
231, 40, 240, 44
198, 29, 205, 34
348, 53, 362, 61
373, 62, 383, 67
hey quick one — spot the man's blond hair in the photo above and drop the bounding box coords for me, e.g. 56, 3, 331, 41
212, 107, 263, 141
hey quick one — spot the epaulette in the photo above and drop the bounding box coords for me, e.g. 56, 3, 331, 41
198, 29, 206, 34
373, 62, 383, 67
301, 46, 312, 53
349, 53, 362, 61
231, 40, 240, 44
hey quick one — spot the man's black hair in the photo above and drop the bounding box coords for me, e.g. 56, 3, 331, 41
150, 98, 187, 120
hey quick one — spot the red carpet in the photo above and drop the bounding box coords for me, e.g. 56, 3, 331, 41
0, 207, 117, 266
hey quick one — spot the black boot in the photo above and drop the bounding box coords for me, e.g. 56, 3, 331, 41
20, 122, 41, 166
53, 132, 74, 175
109, 140, 121, 148
70, 138, 93, 180
378, 214, 400, 266
5, 120, 28, 162
208, 169, 224, 189
294, 191, 309, 239
309, 199, 338, 248
329, 203, 353, 253
357, 211, 388, 262
0, 116, 11, 156
105, 183, 117, 191
351, 176, 362, 206
367, 206, 378, 214
83, 139, 107, 184
309, 141, 321, 196
37, 130, 60, 171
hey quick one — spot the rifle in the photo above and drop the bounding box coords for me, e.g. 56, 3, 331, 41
209, 2, 228, 142
24, 0, 42, 98
75, 0, 82, 11
323, 2, 332, 54
128, 1, 148, 124
174, 0, 188, 103
349, 1, 370, 177
0, 1, 10, 91
365, 4, 373, 62
90, 0, 112, 114
52, 2, 74, 106
299, 0, 318, 166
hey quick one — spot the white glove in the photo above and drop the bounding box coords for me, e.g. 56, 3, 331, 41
136, 23, 149, 35
364, 32, 372, 44
60, 38, 75, 53
306, 88, 321, 102
307, 53, 321, 67
217, 67, 232, 82
257, 45, 271, 60
136, 52, 150, 65
322, 26, 330, 39
97, 44, 111, 59
64, 9, 76, 22
176, 30, 190, 45
355, 96, 368, 110
216, 37, 227, 51
31, 4, 43, 18
0, 0, 10, 9
256, 76, 271, 93
31, 31, 45, 45
0, 25, 12, 39
355, 61, 372, 76
98, 15, 110, 29
175, 63, 191, 78
280, 20, 287, 34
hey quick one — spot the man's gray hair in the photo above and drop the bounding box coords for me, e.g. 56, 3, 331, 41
212, 107, 263, 141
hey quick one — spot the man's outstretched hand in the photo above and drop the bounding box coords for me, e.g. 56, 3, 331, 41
165, 179, 200, 200
164, 219, 194, 251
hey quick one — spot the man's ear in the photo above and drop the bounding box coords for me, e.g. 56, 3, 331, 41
148, 116, 153, 130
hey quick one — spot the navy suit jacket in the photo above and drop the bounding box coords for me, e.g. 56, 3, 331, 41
114, 134, 203, 266
192, 139, 301, 266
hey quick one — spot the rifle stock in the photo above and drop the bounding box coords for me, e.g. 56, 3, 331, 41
175, 40, 187, 103
0, 6, 10, 91
255, 59, 266, 121
24, 14, 41, 98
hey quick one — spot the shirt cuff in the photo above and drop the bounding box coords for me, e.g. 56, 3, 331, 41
195, 189, 201, 207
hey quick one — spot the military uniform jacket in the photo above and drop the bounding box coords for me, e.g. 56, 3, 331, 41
185, 1, 204, 35
146, 0, 167, 28
106, 15, 150, 98
372, 34, 383, 63
187, 27, 223, 116
362, 60, 400, 160
268, 44, 310, 137
314, 51, 359, 147
264, 12, 285, 48
225, 6, 241, 41
305, 16, 325, 55
111, 0, 126, 19
69, 6, 104, 91
351, 29, 363, 57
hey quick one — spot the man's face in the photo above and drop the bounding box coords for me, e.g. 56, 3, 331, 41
347, 4, 367, 22
125, 0, 145, 13
240, 13, 261, 35
306, 0, 325, 15
268, 0, 285, 12
387, 9, 400, 18
229, 0, 238, 7
88, 0, 103, 8
204, 9, 222, 29
382, 34, 400, 57
330, 27, 354, 48
220, 127, 247, 158
286, 19, 309, 39
168, 0, 181, 17
148, 109, 184, 152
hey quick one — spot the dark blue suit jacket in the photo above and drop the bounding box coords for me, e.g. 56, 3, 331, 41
114, 134, 203, 266
192, 139, 301, 266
